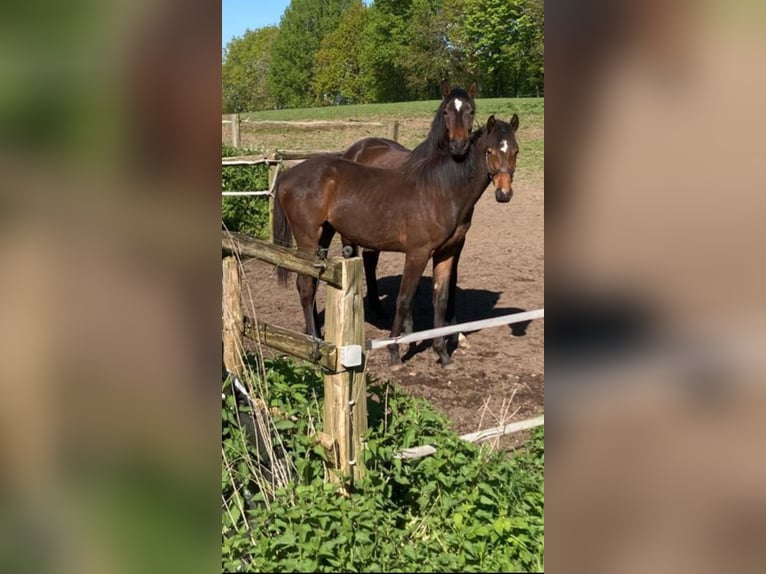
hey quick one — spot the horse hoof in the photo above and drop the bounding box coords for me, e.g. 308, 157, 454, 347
457, 333, 471, 349
391, 361, 404, 371
441, 360, 456, 370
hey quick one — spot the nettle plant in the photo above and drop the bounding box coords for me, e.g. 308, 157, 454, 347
222, 358, 544, 573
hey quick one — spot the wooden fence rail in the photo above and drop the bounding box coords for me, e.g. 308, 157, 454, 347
222, 230, 344, 288
222, 113, 400, 149
222, 231, 367, 487
244, 319, 337, 372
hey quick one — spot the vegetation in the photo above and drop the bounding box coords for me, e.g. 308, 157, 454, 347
222, 0, 544, 112
222, 357, 544, 572
267, 0, 356, 109
313, 1, 371, 105
222, 27, 279, 114
221, 144, 270, 238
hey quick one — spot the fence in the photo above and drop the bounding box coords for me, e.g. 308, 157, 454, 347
223, 113, 400, 149
222, 229, 544, 489
222, 152, 325, 243
223, 230, 367, 488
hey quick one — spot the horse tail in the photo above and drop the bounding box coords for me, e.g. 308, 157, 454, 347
271, 179, 292, 287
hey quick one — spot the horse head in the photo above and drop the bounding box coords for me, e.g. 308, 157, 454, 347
439, 80, 478, 158
483, 114, 520, 203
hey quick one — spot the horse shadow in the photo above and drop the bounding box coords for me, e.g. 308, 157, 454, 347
362, 274, 533, 360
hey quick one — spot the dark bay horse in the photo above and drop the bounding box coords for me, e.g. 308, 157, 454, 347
340, 81, 477, 325
272, 114, 520, 368
342, 138, 410, 321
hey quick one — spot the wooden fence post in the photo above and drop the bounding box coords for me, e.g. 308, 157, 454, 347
229, 113, 241, 149
389, 121, 400, 142
323, 256, 367, 486
222, 256, 244, 377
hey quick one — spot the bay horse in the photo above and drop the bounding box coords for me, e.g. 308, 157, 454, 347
272, 114, 520, 368
339, 81, 477, 326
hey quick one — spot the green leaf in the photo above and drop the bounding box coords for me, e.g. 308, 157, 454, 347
272, 532, 297, 548
453, 513, 464, 529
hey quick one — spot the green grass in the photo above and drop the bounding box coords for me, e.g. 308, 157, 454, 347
241, 97, 543, 124
227, 98, 543, 169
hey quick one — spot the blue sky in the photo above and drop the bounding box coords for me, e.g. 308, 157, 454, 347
222, 0, 291, 50
222, 0, 372, 51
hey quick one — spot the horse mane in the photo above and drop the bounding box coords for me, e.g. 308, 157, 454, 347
402, 121, 487, 193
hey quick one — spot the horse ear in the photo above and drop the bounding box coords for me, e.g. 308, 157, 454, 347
441, 80, 451, 98
510, 113, 519, 131
486, 115, 496, 132
468, 82, 478, 98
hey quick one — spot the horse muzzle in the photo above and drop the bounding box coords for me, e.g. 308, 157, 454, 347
449, 138, 470, 158
495, 188, 513, 203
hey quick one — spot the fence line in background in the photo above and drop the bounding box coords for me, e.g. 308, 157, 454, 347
222, 158, 281, 166
222, 191, 271, 197
368, 309, 544, 350
240, 120, 387, 128
394, 414, 544, 460
223, 114, 400, 148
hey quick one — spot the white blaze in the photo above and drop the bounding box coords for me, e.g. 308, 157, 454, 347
500, 139, 509, 153
454, 98, 463, 112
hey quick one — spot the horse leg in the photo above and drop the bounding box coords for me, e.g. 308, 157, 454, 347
432, 251, 456, 367
388, 253, 430, 368
447, 214, 472, 347
297, 274, 320, 338
445, 235, 466, 348
446, 238, 463, 325
294, 223, 334, 338
362, 249, 386, 321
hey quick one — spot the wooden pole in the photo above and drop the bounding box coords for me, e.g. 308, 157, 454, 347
389, 121, 400, 142
229, 113, 240, 149
222, 257, 244, 377
323, 256, 367, 486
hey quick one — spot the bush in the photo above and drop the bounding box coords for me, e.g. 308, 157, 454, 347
222, 144, 271, 239
222, 357, 544, 572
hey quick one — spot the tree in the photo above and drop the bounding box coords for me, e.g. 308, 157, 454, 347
455, 0, 544, 97
313, 1, 372, 105
359, 0, 410, 102
361, 0, 461, 102
268, 0, 355, 109
399, 0, 454, 100
222, 27, 279, 113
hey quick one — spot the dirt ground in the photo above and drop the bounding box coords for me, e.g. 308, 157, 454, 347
238, 169, 544, 442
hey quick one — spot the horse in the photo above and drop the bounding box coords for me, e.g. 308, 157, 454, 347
341, 138, 410, 321
339, 81, 478, 326
272, 114, 520, 368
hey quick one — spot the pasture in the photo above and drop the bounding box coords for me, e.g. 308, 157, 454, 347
223, 97, 544, 179
222, 96, 544, 572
